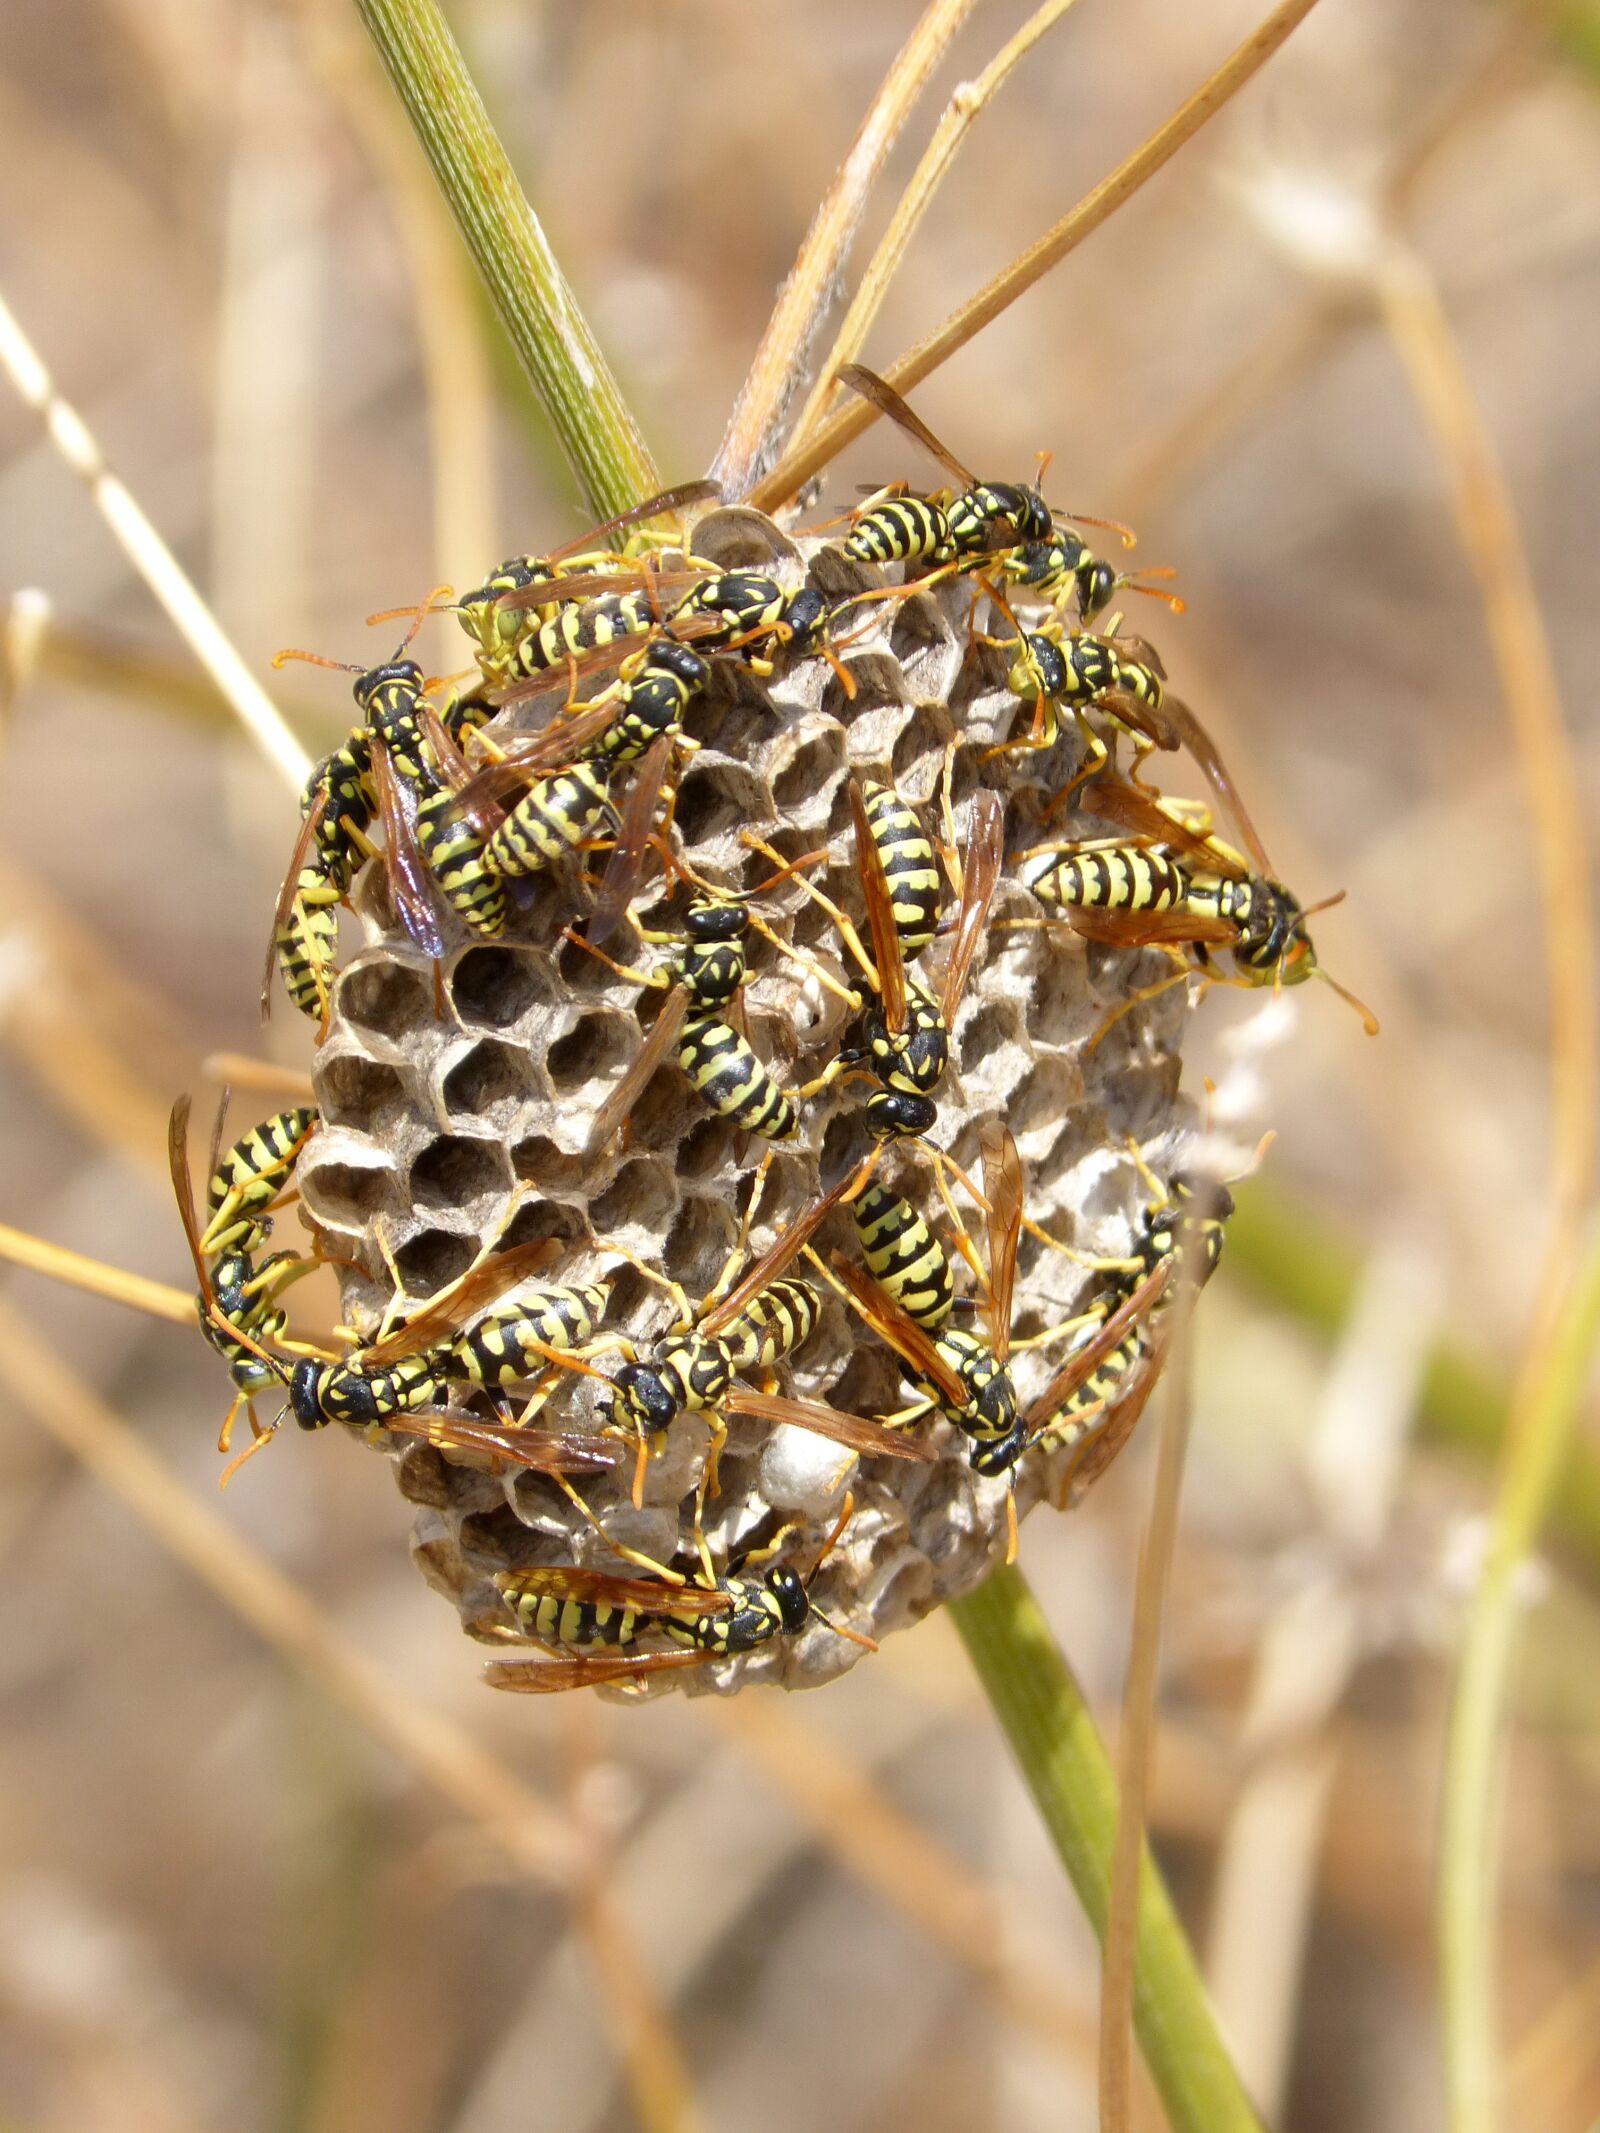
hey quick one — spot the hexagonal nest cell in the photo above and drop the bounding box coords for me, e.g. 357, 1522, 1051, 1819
290, 511, 1198, 1697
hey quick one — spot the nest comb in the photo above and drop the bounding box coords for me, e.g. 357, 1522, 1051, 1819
292, 507, 1194, 1695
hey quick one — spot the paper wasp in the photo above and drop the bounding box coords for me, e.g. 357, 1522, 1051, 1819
571, 842, 834, 1159
482, 1495, 871, 1694
746, 768, 1004, 1158
528, 1160, 937, 1517
1013, 781, 1377, 1042
172, 1097, 627, 1483
453, 479, 722, 690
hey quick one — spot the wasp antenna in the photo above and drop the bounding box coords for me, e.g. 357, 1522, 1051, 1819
1298, 888, 1348, 922
1314, 964, 1380, 1037
811, 1606, 878, 1653
272, 646, 361, 675
1061, 508, 1139, 549
806, 1488, 857, 1580
1127, 571, 1186, 615
219, 1413, 283, 1490
745, 845, 830, 897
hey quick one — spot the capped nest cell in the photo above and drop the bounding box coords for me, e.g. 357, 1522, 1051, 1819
293, 509, 1193, 1694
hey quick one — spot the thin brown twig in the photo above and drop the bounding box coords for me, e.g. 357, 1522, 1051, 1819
1114, 18, 1541, 523
747, 0, 1325, 515
1375, 251, 1595, 1248
1378, 247, 1599, 2133
0, 855, 191, 1186
788, 0, 1085, 456
711, 0, 977, 498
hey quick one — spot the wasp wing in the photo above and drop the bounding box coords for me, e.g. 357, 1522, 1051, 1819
586, 983, 689, 1160
849, 776, 907, 1033
360, 1237, 565, 1362
261, 787, 333, 1021
836, 364, 974, 487
587, 732, 675, 947
543, 478, 722, 568
369, 740, 448, 962
484, 1648, 713, 1693
828, 1253, 971, 1408
377, 1413, 626, 1472
980, 1121, 1024, 1365
697, 1169, 860, 1339
940, 788, 1004, 1023
720, 1386, 938, 1462
495, 1564, 732, 1616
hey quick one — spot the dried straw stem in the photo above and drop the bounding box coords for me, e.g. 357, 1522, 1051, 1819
788, 0, 1085, 456
0, 285, 309, 791
748, 0, 1326, 513
713, 0, 977, 496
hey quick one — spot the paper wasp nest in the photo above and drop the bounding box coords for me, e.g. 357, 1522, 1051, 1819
295, 509, 1191, 1694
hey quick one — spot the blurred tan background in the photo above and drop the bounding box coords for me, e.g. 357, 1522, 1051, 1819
1, 2, 1598, 2128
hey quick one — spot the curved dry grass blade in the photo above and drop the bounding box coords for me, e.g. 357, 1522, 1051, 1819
2, 1300, 711, 2133
1439, 1219, 1600, 2133
0, 1297, 578, 1886
1376, 249, 1596, 1249
0, 1224, 194, 1326
748, 0, 1326, 514
0, 857, 190, 1187
788, 0, 1085, 455
711, 0, 977, 498
0, 284, 310, 792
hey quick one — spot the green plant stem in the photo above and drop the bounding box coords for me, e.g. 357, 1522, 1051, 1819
951, 1565, 1268, 2133
1439, 1215, 1600, 2133
1227, 1179, 1600, 1571
353, 0, 659, 518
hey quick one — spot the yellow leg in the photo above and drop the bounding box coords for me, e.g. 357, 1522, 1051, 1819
552, 1472, 685, 1581
740, 833, 879, 992
1083, 953, 1196, 1057
600, 1239, 693, 1332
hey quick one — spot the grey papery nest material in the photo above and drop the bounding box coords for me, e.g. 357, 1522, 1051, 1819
293, 507, 1192, 1694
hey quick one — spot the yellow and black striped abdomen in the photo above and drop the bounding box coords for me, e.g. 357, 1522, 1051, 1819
513, 1590, 643, 1650
677, 1012, 798, 1141
453, 1282, 610, 1386
860, 781, 941, 956
1031, 1324, 1149, 1461
487, 762, 613, 877
1021, 844, 1188, 914
853, 1184, 954, 1329
844, 495, 952, 567
415, 789, 506, 937
718, 1277, 820, 1377
202, 1106, 317, 1256
276, 877, 342, 1021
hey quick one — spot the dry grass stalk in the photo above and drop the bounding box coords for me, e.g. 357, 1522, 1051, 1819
0, 285, 311, 791
748, 0, 1327, 514
711, 0, 977, 496
786, 0, 1085, 456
